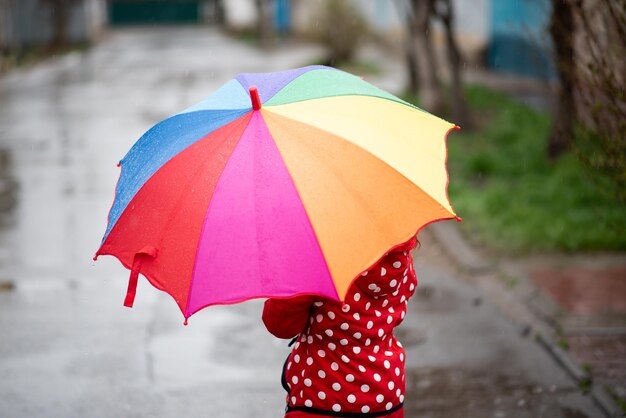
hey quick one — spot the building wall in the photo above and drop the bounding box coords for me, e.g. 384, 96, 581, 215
0, 0, 106, 51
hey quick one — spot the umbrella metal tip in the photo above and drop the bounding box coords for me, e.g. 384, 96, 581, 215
249, 86, 262, 110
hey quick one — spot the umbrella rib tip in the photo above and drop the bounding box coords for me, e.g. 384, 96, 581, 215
249, 86, 262, 110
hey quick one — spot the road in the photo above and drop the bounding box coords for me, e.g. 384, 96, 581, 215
0, 28, 604, 418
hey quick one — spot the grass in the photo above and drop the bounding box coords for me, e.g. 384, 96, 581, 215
406, 85, 626, 254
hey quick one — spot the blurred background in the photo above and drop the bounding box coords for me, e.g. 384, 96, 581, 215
0, 1, 624, 417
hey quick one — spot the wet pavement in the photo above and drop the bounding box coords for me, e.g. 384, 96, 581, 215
0, 27, 606, 417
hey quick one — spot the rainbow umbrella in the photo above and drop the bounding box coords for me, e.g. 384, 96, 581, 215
95, 65, 459, 324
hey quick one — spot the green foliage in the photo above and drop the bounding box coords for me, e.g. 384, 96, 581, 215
407, 85, 626, 253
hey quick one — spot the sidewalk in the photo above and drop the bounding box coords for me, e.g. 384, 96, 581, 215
429, 222, 626, 417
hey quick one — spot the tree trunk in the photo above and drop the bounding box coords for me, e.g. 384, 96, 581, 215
436, 0, 471, 128
408, 0, 445, 113
400, 0, 420, 93
51, 0, 70, 47
255, 0, 274, 49
548, 0, 576, 160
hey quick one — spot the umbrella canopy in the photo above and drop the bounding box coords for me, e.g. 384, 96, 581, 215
95, 65, 459, 323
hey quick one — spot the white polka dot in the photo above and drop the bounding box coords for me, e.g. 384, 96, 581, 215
361, 271, 368, 276
341, 355, 350, 363
381, 267, 387, 276
294, 355, 300, 363
389, 279, 398, 287
318, 391, 326, 400
365, 338, 371, 346
373, 345, 380, 353
332, 404, 341, 412
342, 304, 350, 313
388, 381, 395, 390
385, 351, 393, 356
353, 312, 361, 321
292, 376, 299, 384
353, 332, 362, 339
328, 342, 336, 351
347, 394, 356, 403
318, 350, 326, 358
340, 339, 348, 346
307, 336, 313, 344
378, 329, 384, 337
307, 357, 313, 365
315, 334, 323, 340
358, 365, 366, 372
287, 361, 292, 370
368, 284, 377, 290
332, 382, 341, 391
362, 406, 370, 413
384, 360, 391, 369
291, 396, 296, 404
374, 287, 381, 293
331, 362, 339, 371
318, 370, 326, 378
354, 293, 361, 302
374, 373, 381, 382
400, 296, 406, 303
361, 384, 370, 392
397, 341, 403, 348
403, 276, 408, 284
392, 290, 399, 297
401, 311, 405, 319
294, 342, 300, 349
316, 314, 323, 323
389, 307, 395, 313
367, 321, 374, 329
396, 389, 401, 397
400, 395, 405, 402
304, 378, 312, 387
400, 353, 404, 361
314, 301, 324, 307
346, 374, 355, 382
387, 316, 393, 324
375, 310, 381, 317
376, 394, 384, 403
386, 402, 393, 410
365, 302, 371, 310
382, 300, 389, 307
368, 355, 376, 362
328, 311, 336, 320
353, 347, 361, 354
393, 261, 402, 268
325, 329, 334, 337
340, 323, 349, 330
301, 335, 306, 342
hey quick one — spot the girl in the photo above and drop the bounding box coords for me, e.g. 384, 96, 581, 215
263, 236, 418, 417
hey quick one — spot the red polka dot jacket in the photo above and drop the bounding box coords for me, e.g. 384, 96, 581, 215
263, 237, 418, 417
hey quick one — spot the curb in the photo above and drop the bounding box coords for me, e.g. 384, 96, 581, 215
427, 221, 624, 418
